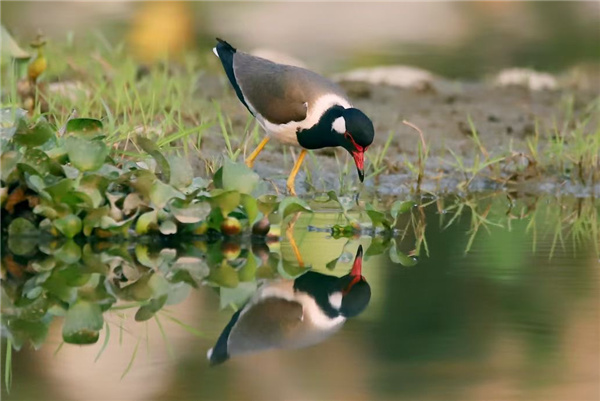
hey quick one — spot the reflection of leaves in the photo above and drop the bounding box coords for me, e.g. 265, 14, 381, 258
135, 295, 168, 321
278, 197, 312, 219
62, 300, 104, 344
7, 218, 39, 256
389, 243, 418, 267
365, 203, 393, 229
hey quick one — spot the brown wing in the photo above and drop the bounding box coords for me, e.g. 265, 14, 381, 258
233, 51, 348, 125
227, 297, 304, 355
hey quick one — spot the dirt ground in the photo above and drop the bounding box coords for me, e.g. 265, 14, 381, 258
191, 72, 600, 197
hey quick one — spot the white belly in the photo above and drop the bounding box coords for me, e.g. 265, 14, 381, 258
251, 93, 352, 147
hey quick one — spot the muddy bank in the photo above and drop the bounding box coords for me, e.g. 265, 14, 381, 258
191, 72, 599, 197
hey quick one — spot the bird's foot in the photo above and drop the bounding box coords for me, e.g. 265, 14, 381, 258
245, 159, 254, 168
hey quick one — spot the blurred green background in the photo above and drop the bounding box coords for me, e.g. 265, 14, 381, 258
2, 1, 599, 77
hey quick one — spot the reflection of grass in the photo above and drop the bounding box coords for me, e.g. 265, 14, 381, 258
438, 193, 599, 257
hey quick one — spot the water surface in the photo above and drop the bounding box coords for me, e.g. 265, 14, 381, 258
2, 195, 598, 401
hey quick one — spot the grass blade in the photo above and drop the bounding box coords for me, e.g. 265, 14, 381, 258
5, 339, 12, 394
120, 336, 141, 380
94, 323, 111, 362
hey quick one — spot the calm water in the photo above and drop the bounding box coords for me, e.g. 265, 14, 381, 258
2, 195, 599, 401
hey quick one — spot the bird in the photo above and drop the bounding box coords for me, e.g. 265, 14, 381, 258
213, 38, 375, 195
207, 245, 370, 365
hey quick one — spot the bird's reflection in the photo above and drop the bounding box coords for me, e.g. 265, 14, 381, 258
208, 245, 371, 365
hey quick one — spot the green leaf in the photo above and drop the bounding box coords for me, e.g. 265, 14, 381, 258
149, 180, 185, 209
54, 240, 82, 264
209, 190, 241, 217
220, 282, 257, 310
1, 25, 30, 59
1, 151, 21, 182
136, 136, 170, 182
13, 118, 55, 147
159, 220, 177, 235
278, 197, 312, 219
53, 215, 82, 238
83, 206, 109, 236
240, 194, 260, 224
65, 136, 109, 172
170, 200, 210, 224
135, 210, 158, 235
17, 149, 51, 176
256, 194, 279, 216
62, 300, 104, 345
221, 159, 259, 194
7, 218, 38, 255
65, 118, 103, 138
167, 155, 193, 189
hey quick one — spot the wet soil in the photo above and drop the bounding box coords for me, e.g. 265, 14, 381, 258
191, 74, 599, 197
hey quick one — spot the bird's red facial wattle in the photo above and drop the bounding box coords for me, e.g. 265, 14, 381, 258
344, 132, 368, 182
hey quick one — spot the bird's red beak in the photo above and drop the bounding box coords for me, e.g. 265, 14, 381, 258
350, 245, 363, 277
344, 245, 364, 294
352, 151, 365, 182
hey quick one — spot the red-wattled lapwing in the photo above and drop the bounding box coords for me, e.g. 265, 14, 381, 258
207, 245, 370, 365
213, 39, 375, 195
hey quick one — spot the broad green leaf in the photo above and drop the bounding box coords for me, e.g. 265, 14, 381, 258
167, 155, 193, 189
53, 215, 82, 238
65, 118, 103, 138
149, 180, 185, 209
136, 136, 170, 182
54, 240, 82, 264
17, 149, 51, 176
82, 206, 109, 236
209, 190, 241, 217
1, 26, 30, 59
256, 194, 279, 216
159, 220, 177, 235
1, 151, 21, 182
240, 194, 260, 224
135, 210, 158, 234
221, 159, 259, 194
170, 199, 210, 224
62, 300, 104, 345
65, 136, 109, 172
13, 118, 55, 147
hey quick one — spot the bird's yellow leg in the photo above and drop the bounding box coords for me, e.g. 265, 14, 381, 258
246, 137, 270, 168
286, 149, 307, 196
285, 212, 304, 267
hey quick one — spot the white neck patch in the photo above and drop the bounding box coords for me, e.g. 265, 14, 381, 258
328, 292, 343, 310
332, 117, 346, 134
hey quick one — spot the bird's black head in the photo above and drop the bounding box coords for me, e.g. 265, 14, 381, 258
331, 108, 375, 182
335, 245, 371, 318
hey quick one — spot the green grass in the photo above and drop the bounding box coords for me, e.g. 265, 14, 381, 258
2, 35, 599, 194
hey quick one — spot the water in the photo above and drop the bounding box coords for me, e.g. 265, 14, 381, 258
2, 195, 599, 401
